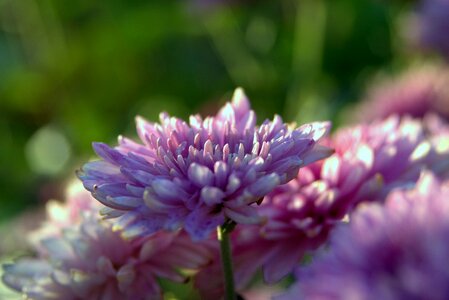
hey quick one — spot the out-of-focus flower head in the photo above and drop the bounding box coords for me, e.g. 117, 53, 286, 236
78, 88, 332, 240
278, 172, 449, 300
2, 183, 213, 300
194, 115, 449, 294
254, 115, 449, 281
355, 66, 449, 122
29, 180, 100, 245
413, 0, 449, 60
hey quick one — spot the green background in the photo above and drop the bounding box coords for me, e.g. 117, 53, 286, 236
0, 0, 424, 226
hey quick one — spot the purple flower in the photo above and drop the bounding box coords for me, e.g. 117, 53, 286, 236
194, 115, 449, 293
78, 88, 331, 240
355, 66, 449, 122
415, 0, 449, 60
2, 185, 213, 300
278, 171, 449, 300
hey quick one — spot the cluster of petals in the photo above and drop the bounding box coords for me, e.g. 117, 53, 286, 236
78, 88, 331, 240
278, 172, 449, 300
194, 114, 449, 294
2, 183, 213, 300
355, 66, 449, 122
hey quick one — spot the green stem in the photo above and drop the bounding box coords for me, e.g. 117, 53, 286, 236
217, 223, 236, 300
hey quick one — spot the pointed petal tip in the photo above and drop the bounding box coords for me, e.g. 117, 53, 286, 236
92, 142, 113, 155
135, 115, 145, 123
302, 145, 335, 166
232, 87, 250, 109
92, 141, 104, 148
92, 142, 108, 156
233, 87, 245, 97
311, 121, 332, 140
135, 115, 154, 129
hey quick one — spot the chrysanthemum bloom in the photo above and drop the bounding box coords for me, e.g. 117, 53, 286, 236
414, 0, 449, 60
2, 185, 213, 300
355, 66, 449, 122
194, 114, 449, 293
78, 88, 331, 240
278, 172, 449, 300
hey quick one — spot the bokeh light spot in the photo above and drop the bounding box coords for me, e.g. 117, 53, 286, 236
25, 126, 71, 176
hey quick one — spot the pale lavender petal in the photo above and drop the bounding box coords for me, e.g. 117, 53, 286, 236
248, 174, 281, 198
188, 163, 214, 187
201, 186, 225, 206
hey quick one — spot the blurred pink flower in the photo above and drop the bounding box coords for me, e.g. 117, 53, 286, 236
278, 172, 449, 300
29, 180, 100, 246
355, 66, 449, 122
252, 115, 449, 281
3, 182, 213, 300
